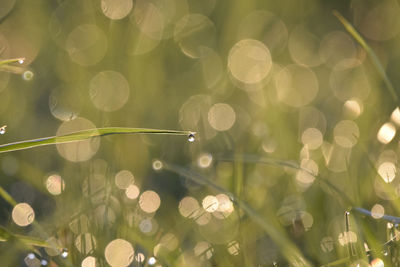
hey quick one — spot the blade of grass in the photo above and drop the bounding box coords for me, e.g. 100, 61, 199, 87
333, 10, 399, 104
162, 162, 312, 267
0, 58, 25, 66
0, 127, 194, 154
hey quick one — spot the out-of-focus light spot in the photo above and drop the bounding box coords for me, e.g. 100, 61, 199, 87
56, 117, 100, 162
49, 84, 82, 121
0, 125, 6, 135
65, 24, 107, 66
338, 231, 357, 246
301, 128, 323, 150
125, 184, 140, 200
12, 203, 34, 226
82, 256, 97, 267
300, 211, 314, 230
89, 71, 130, 112
262, 138, 277, 153
195, 210, 211, 225
22, 71, 34, 81
228, 39, 272, 84
296, 159, 318, 188
194, 241, 213, 260
159, 233, 179, 252
174, 14, 216, 58
319, 31, 357, 68
275, 64, 318, 107
115, 170, 134, 190
132, 0, 164, 40
45, 237, 62, 256
152, 160, 163, 171
377, 122, 396, 144
322, 142, 351, 172
135, 253, 145, 263
333, 120, 359, 148
24, 253, 40, 267
391, 107, 400, 126
330, 60, 370, 101
41, 259, 48, 266
227, 240, 240, 255
139, 218, 158, 234
320, 236, 334, 252
105, 239, 134, 267
288, 25, 321, 67
198, 153, 212, 168
101, 0, 132, 20
75, 233, 96, 254
148, 257, 156, 265
69, 214, 89, 234
179, 196, 200, 218
378, 162, 396, 183
343, 99, 363, 119
370, 258, 384, 267
202, 195, 218, 212
46, 174, 65, 195
208, 103, 236, 131
371, 204, 385, 219
216, 194, 234, 213
139, 190, 161, 213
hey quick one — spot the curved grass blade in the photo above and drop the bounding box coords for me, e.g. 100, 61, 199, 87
163, 162, 312, 267
0, 127, 194, 154
333, 10, 399, 104
0, 226, 61, 249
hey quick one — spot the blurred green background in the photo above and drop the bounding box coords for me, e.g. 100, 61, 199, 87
1, 0, 400, 266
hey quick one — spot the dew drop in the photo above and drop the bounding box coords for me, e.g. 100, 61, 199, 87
18, 59, 24, 64
188, 133, 195, 142
0, 125, 6, 135
61, 249, 68, 258
148, 257, 156, 265
41, 259, 48, 266
27, 253, 35, 260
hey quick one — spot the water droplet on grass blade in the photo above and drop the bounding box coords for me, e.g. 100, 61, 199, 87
188, 133, 195, 142
18, 59, 24, 64
61, 249, 68, 258
41, 259, 48, 265
0, 125, 6, 134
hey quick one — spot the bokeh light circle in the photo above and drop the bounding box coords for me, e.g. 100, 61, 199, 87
89, 71, 130, 112
105, 239, 134, 267
228, 39, 272, 84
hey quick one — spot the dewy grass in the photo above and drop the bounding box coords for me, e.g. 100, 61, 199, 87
0, 127, 194, 153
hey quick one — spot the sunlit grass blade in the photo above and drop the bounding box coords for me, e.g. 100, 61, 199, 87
0, 57, 25, 66
333, 10, 399, 104
0, 127, 194, 154
162, 162, 312, 267
0, 226, 61, 250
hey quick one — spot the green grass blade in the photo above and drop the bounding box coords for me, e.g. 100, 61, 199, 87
163, 162, 312, 267
0, 127, 194, 154
333, 10, 399, 104
0, 58, 25, 67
